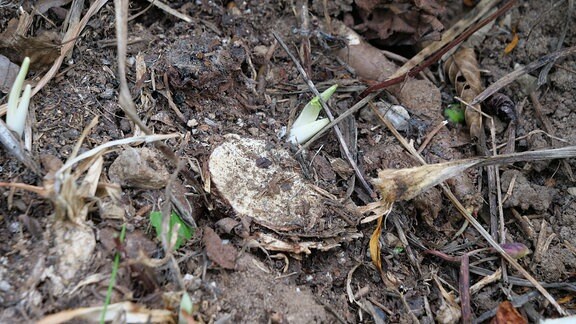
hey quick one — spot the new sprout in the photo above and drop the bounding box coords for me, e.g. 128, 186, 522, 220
7, 57, 31, 138
288, 84, 337, 144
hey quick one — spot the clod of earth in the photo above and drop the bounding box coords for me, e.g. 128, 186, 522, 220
108, 147, 170, 190
208, 134, 361, 253
209, 134, 323, 232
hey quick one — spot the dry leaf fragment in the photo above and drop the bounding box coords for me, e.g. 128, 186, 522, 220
491, 301, 527, 324
504, 29, 519, 54
36, 301, 173, 324
0, 31, 61, 70
203, 227, 237, 270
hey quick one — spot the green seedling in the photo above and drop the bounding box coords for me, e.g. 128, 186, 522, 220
444, 103, 465, 124
101, 224, 126, 324
149, 211, 193, 250
7, 57, 31, 138
179, 292, 194, 324
288, 84, 337, 144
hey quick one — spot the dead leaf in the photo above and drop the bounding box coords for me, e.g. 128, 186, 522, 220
369, 214, 384, 272
356, 0, 445, 46
0, 13, 61, 69
491, 301, 527, 324
504, 28, 519, 54
444, 47, 483, 142
203, 227, 237, 270
0, 54, 20, 93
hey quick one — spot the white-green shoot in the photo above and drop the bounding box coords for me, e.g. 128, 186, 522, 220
178, 291, 193, 324
7, 57, 31, 138
288, 84, 337, 144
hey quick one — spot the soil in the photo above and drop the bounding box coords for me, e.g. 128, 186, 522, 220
1, 0, 575, 323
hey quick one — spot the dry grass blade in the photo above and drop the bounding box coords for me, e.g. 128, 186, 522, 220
371, 107, 570, 315
114, 0, 151, 135
145, 0, 192, 22
36, 301, 173, 324
114, 0, 178, 165
374, 146, 576, 202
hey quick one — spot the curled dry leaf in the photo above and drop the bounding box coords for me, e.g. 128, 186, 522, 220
444, 47, 483, 141
485, 93, 517, 125
373, 147, 576, 206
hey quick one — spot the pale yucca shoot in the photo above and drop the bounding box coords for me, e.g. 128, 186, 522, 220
7, 57, 31, 138
288, 84, 337, 144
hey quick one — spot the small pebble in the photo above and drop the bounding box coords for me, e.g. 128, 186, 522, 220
0, 280, 12, 292
8, 221, 20, 233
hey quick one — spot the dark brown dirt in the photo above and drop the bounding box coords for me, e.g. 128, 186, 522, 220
1, 0, 575, 323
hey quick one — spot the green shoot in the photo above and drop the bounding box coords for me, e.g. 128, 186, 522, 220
444, 103, 466, 124
289, 118, 330, 145
288, 84, 337, 144
100, 224, 126, 324
178, 292, 194, 324
7, 57, 31, 138
149, 211, 193, 250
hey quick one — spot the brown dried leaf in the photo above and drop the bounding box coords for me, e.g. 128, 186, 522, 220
203, 227, 237, 270
356, 1, 445, 46
491, 301, 527, 324
444, 47, 483, 141
0, 13, 61, 69
369, 215, 384, 272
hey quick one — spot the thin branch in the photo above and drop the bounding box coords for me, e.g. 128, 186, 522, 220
272, 31, 374, 197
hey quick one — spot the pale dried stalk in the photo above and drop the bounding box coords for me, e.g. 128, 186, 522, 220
371, 107, 569, 315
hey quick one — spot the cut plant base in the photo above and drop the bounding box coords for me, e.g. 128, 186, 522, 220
209, 134, 361, 253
